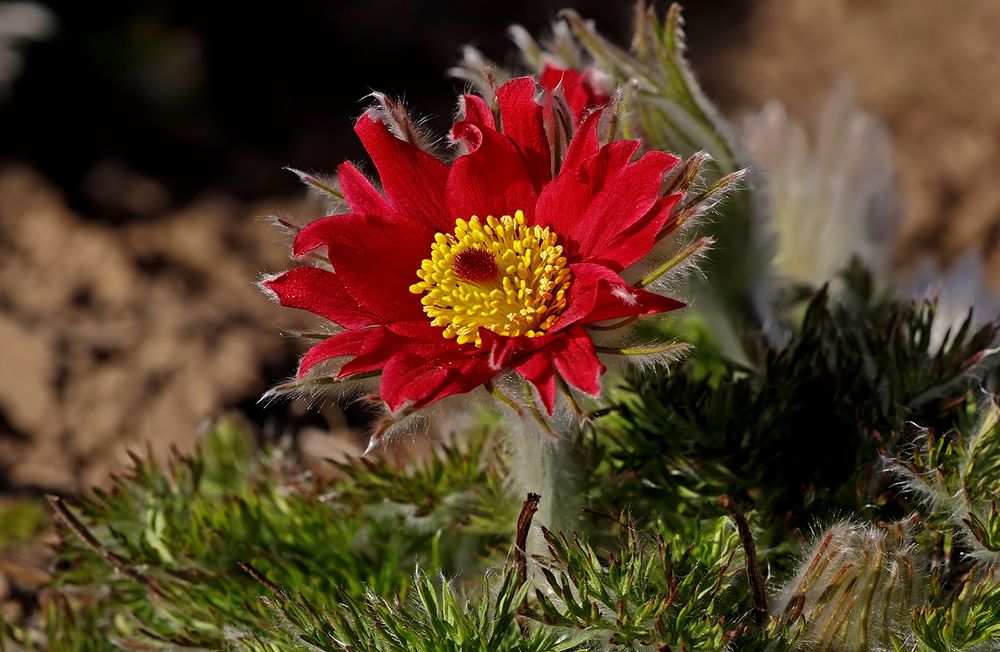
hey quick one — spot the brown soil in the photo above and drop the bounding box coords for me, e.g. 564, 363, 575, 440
0, 166, 313, 493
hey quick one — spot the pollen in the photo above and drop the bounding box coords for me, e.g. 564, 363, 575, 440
408, 210, 572, 347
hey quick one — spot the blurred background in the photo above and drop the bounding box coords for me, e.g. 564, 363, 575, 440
0, 0, 998, 495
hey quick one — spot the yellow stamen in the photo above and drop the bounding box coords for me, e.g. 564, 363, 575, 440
409, 210, 572, 347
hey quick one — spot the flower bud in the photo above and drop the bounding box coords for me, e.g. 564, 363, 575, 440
774, 518, 923, 650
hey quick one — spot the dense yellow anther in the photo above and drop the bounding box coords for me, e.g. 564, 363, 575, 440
409, 210, 572, 346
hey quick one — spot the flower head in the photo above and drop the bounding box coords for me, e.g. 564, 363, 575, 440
773, 518, 924, 648
264, 77, 696, 417
742, 87, 898, 293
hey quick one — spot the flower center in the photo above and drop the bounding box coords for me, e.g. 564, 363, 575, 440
452, 247, 499, 283
409, 210, 572, 347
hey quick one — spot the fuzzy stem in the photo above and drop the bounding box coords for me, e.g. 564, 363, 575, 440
505, 408, 581, 555
636, 236, 711, 288
486, 379, 524, 417
556, 377, 586, 421
594, 341, 688, 356
284, 166, 345, 201
523, 384, 557, 439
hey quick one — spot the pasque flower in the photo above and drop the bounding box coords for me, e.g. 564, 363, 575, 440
264, 77, 695, 415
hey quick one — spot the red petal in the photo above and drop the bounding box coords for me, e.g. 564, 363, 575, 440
540, 64, 611, 125
497, 77, 551, 190
379, 341, 495, 411
555, 262, 684, 330
328, 320, 492, 411
294, 212, 431, 322
560, 108, 602, 177
583, 282, 685, 324
338, 161, 392, 216
338, 325, 433, 379
293, 213, 347, 258
538, 65, 568, 93
579, 150, 679, 247
461, 93, 495, 130
539, 147, 678, 270
448, 120, 537, 222
481, 328, 529, 370
583, 140, 641, 190
533, 114, 616, 253
533, 172, 590, 260
598, 192, 682, 270
514, 351, 556, 414
340, 321, 445, 379
263, 267, 379, 328
298, 328, 380, 377
385, 319, 450, 340
551, 327, 603, 396
354, 112, 451, 232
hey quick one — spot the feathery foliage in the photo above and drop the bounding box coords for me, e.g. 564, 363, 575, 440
587, 265, 999, 544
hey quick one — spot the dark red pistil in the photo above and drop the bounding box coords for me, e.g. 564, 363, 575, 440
452, 247, 499, 283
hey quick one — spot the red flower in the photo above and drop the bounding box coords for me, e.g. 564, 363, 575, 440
539, 63, 612, 125
264, 77, 684, 414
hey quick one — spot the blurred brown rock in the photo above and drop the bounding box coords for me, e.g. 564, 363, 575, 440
0, 166, 312, 491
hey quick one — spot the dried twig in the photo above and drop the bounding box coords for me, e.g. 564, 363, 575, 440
515, 492, 541, 587
47, 494, 164, 597
720, 495, 768, 624
239, 561, 290, 600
